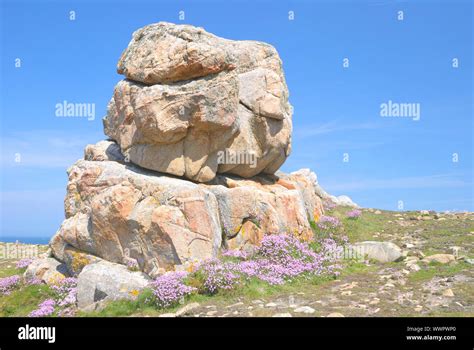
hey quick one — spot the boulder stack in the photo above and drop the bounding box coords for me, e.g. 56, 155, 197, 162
48, 22, 332, 278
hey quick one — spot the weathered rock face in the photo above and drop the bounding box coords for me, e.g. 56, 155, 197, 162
288, 168, 359, 208
46, 23, 342, 280
52, 158, 223, 277
50, 143, 324, 277
206, 174, 320, 251
104, 22, 292, 182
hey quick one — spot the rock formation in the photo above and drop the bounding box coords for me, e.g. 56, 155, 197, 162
104, 22, 292, 182
43, 22, 353, 282
50, 146, 323, 277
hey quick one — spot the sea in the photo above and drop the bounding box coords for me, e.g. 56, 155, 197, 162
0, 236, 50, 245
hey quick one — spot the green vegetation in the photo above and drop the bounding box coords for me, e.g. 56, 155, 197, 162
0, 265, 21, 278
408, 262, 470, 283
0, 284, 55, 317
1, 208, 473, 317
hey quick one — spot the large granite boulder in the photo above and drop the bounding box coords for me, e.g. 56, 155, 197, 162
51, 157, 222, 277
49, 143, 324, 277
104, 22, 292, 182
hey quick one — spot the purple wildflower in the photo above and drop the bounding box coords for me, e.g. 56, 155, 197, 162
198, 258, 240, 294
25, 277, 43, 286
146, 234, 345, 307
317, 215, 341, 230
346, 209, 362, 219
51, 277, 77, 308
29, 299, 55, 317
126, 259, 140, 271
29, 277, 78, 318
150, 271, 196, 308
16, 258, 33, 269
323, 200, 337, 211
198, 234, 343, 289
0, 275, 21, 295
222, 249, 248, 260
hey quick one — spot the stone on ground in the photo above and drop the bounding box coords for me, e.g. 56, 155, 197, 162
348, 241, 403, 263
24, 258, 69, 285
422, 254, 456, 264
76, 261, 150, 309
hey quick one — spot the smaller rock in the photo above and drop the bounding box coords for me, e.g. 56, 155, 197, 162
79, 299, 108, 313
374, 210, 382, 215
463, 257, 474, 265
265, 302, 278, 308
24, 258, 69, 285
339, 281, 358, 290
408, 264, 421, 272
76, 261, 150, 309
159, 313, 176, 318
293, 306, 315, 314
422, 254, 456, 264
349, 241, 403, 263
442, 289, 454, 297
415, 251, 426, 258
206, 310, 218, 316
414, 305, 423, 312
84, 140, 125, 162
405, 256, 419, 264
272, 313, 293, 317
226, 302, 244, 308
175, 302, 201, 317
326, 312, 345, 317
331, 195, 359, 208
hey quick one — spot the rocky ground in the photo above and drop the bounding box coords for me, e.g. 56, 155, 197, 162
1, 208, 473, 317
148, 208, 473, 318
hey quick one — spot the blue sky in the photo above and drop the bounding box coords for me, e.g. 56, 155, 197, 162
0, 0, 472, 240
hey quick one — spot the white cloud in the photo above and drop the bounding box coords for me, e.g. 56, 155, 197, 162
294, 121, 382, 138
0, 129, 103, 168
322, 173, 471, 192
